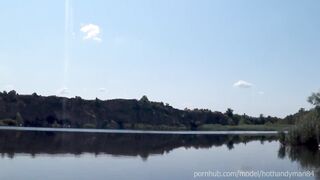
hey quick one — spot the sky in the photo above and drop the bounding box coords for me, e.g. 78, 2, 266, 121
0, 0, 319, 117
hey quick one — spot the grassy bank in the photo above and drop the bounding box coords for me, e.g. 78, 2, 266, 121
75, 123, 293, 131
0, 120, 292, 131
197, 124, 293, 131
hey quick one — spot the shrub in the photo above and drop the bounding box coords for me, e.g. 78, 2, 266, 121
83, 123, 96, 129
283, 110, 319, 147
0, 119, 18, 126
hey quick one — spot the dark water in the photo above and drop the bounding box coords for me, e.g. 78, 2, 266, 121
0, 129, 318, 180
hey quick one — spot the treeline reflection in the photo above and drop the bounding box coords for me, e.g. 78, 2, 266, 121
279, 145, 320, 179
0, 130, 277, 159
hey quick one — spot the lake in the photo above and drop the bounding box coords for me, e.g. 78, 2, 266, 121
0, 128, 318, 180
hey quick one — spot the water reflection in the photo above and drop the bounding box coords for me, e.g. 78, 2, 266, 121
1, 130, 319, 179
279, 145, 320, 179
0, 130, 277, 159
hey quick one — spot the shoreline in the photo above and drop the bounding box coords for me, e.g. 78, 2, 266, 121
0, 126, 283, 135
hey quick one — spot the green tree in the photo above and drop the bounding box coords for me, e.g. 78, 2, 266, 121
308, 91, 320, 146
95, 98, 102, 108
8, 90, 17, 96
225, 108, 234, 118
140, 95, 149, 103
298, 108, 305, 113
308, 91, 320, 107
308, 91, 320, 117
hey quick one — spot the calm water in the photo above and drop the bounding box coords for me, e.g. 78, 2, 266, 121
0, 128, 318, 180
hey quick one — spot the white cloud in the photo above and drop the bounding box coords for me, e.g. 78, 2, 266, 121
258, 91, 265, 95
233, 80, 253, 88
80, 24, 102, 42
99, 88, 107, 93
57, 87, 70, 95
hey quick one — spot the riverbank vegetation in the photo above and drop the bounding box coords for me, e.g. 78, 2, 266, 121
279, 91, 320, 148
198, 124, 293, 131
0, 91, 291, 131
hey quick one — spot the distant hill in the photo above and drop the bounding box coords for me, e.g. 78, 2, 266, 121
0, 90, 283, 130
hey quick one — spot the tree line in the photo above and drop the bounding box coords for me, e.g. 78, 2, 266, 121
0, 91, 284, 130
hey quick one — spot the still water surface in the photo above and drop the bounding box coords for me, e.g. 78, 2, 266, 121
0, 128, 318, 180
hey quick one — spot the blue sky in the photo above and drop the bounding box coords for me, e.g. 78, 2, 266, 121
0, 0, 319, 117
